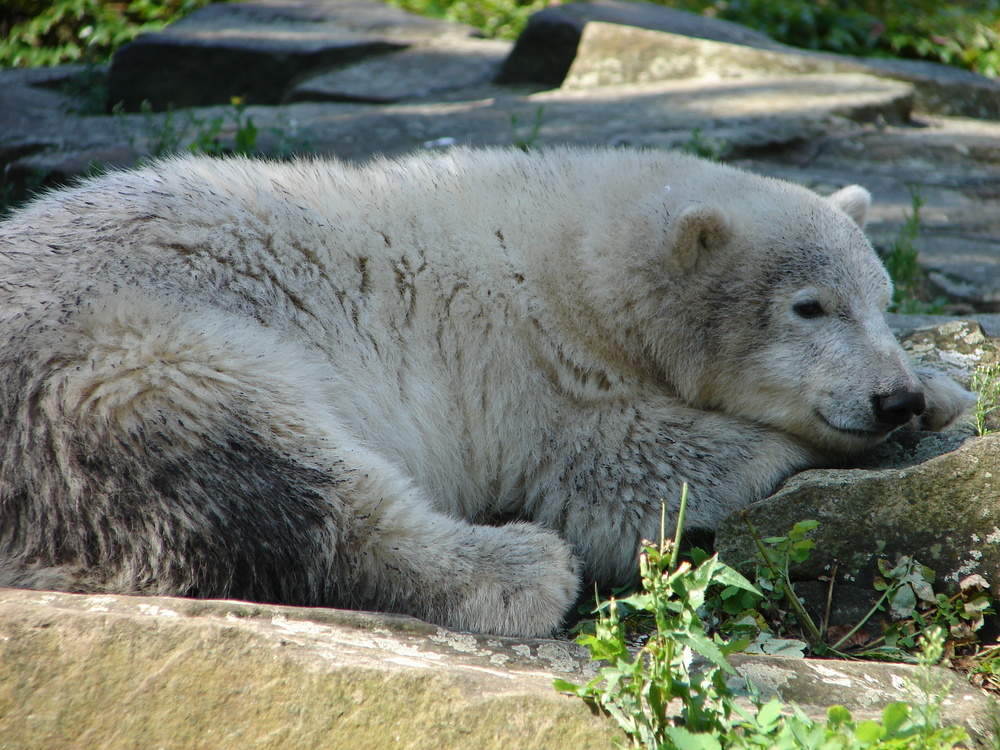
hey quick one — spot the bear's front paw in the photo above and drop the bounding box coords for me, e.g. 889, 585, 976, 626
454, 523, 580, 637
909, 368, 977, 431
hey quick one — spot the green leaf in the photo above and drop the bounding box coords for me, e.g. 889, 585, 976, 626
881, 701, 910, 736
664, 725, 724, 750
755, 697, 785, 729
789, 520, 819, 539
674, 628, 736, 673
552, 678, 582, 695
888, 584, 918, 619
826, 704, 852, 726
854, 719, 884, 743
789, 540, 816, 564
709, 561, 763, 595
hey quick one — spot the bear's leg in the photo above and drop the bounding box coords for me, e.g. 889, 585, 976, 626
338, 482, 580, 635
526, 400, 816, 589
0, 297, 577, 635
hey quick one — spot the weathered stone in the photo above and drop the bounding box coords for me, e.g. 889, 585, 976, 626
888, 313, 1000, 340
0, 589, 617, 749
1, 589, 995, 748
715, 432, 1000, 605
563, 23, 848, 89
856, 54, 1000, 121
916, 235, 1000, 312
897, 319, 999, 381
565, 57, 913, 126
503, 1, 1000, 119
496, 0, 783, 86
290, 37, 511, 103
108, 0, 480, 111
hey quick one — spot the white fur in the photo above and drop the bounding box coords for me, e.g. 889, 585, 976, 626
0, 147, 971, 635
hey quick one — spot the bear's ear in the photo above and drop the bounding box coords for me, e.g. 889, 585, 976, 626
827, 185, 871, 228
667, 202, 731, 273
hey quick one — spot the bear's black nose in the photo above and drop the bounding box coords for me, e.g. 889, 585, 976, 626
873, 390, 926, 428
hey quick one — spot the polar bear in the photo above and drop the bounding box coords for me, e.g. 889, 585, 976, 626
0, 147, 970, 636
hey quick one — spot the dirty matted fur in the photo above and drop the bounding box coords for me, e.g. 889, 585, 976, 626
0, 147, 971, 635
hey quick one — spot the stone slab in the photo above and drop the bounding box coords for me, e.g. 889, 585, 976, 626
563, 22, 848, 89
1, 588, 994, 748
0, 589, 617, 749
916, 235, 1000, 311
108, 0, 481, 110
291, 37, 511, 103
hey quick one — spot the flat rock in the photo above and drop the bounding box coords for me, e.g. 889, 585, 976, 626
1, 589, 994, 748
918, 235, 1000, 311
888, 312, 1000, 339
0, 589, 616, 749
291, 37, 511, 103
563, 22, 852, 89
108, 0, 481, 110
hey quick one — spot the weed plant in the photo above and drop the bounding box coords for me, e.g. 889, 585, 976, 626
971, 362, 1000, 436
116, 96, 272, 161
557, 489, 979, 749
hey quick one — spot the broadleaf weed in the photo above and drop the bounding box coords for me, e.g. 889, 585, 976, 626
558, 492, 985, 748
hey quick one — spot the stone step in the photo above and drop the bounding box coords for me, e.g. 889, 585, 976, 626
1, 588, 994, 748
108, 0, 482, 111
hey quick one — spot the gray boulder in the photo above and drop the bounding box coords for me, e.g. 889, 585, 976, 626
716, 431, 1000, 596
499, 0, 1000, 119
108, 0, 481, 110
496, 0, 783, 86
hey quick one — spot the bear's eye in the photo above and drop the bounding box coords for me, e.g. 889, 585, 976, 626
793, 300, 825, 319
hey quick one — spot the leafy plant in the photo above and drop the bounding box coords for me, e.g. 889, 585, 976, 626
555, 485, 762, 747
385, 0, 547, 39
117, 96, 263, 161
872, 184, 948, 314
556, 489, 975, 749
187, 96, 259, 156
740, 516, 994, 661
0, 0, 218, 68
681, 127, 727, 160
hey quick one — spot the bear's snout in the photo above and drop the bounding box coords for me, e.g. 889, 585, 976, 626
873, 389, 926, 428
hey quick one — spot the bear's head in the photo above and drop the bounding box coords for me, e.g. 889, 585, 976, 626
641, 169, 968, 455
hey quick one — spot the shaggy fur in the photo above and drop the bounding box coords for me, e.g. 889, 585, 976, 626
0, 147, 971, 635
